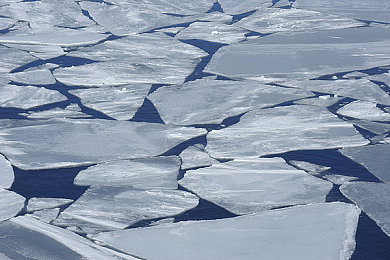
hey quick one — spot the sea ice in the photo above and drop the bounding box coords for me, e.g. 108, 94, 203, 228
369, 73, 390, 87
340, 182, 390, 236
0, 119, 206, 170
324, 175, 359, 185
198, 12, 233, 24
206, 105, 368, 158
148, 79, 313, 125
0, 154, 14, 189
218, 0, 269, 14
92, 202, 360, 260
337, 101, 390, 122
288, 160, 331, 175
0, 45, 37, 73
294, 95, 342, 108
31, 208, 60, 223
27, 198, 74, 212
349, 119, 390, 135
341, 144, 390, 183
54, 186, 199, 233
0, 189, 25, 221
179, 157, 332, 214
69, 84, 151, 120
4, 43, 65, 59
0, 84, 67, 109
179, 145, 217, 170
26, 104, 89, 120
8, 69, 56, 85
74, 156, 181, 189
0, 16, 15, 31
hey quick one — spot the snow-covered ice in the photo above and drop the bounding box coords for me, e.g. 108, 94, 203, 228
179, 145, 217, 170
0, 154, 14, 189
337, 101, 390, 122
0, 189, 25, 221
27, 198, 74, 212
8, 69, 56, 85
93, 202, 360, 260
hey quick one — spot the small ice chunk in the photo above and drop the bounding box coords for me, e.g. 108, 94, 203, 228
0, 84, 67, 109
337, 101, 390, 121
149, 79, 313, 125
324, 175, 359, 185
180, 146, 217, 170
0, 189, 25, 221
0, 154, 14, 189
341, 144, 390, 183
342, 71, 368, 79
8, 69, 56, 85
341, 182, 390, 236
54, 186, 199, 233
294, 96, 341, 107
27, 105, 88, 120
155, 27, 185, 35
206, 105, 368, 158
27, 198, 74, 212
74, 156, 181, 189
32, 208, 60, 223
288, 160, 331, 175
92, 202, 360, 260
0, 45, 37, 73
5, 43, 65, 60
69, 84, 151, 120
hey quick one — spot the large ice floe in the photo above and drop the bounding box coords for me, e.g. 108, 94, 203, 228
0, 45, 37, 73
92, 202, 360, 260
0, 119, 206, 169
53, 33, 207, 86
206, 104, 368, 158
205, 27, 390, 82
179, 157, 332, 214
337, 101, 390, 122
0, 154, 14, 189
8, 69, 56, 85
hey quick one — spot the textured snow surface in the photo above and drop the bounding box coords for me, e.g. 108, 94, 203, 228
0, 189, 25, 221
27, 198, 74, 212
0, 119, 206, 169
179, 157, 332, 214
93, 202, 360, 260
0, 154, 14, 189
337, 101, 390, 122
206, 105, 368, 158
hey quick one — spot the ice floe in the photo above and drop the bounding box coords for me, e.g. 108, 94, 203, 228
369, 73, 390, 87
53, 186, 199, 233
93, 202, 360, 260
206, 105, 368, 158
74, 156, 181, 189
341, 144, 390, 183
294, 95, 342, 108
0, 45, 37, 73
8, 69, 56, 85
288, 160, 331, 176
349, 119, 390, 135
179, 157, 332, 214
69, 84, 151, 120
0, 154, 14, 189
337, 101, 390, 122
31, 208, 60, 223
26, 104, 89, 119
4, 43, 65, 60
27, 198, 74, 212
198, 12, 233, 24
148, 79, 313, 125
53, 34, 207, 86
0, 84, 67, 109
180, 145, 217, 170
324, 175, 359, 185
0, 189, 25, 221
341, 182, 390, 236
218, 0, 269, 14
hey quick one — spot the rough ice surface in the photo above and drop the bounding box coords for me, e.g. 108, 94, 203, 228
206, 105, 368, 158
54, 34, 207, 86
341, 144, 390, 183
337, 101, 390, 122
10, 216, 137, 259
0, 16, 15, 31
0, 189, 25, 221
8, 69, 56, 85
0, 154, 14, 189
31, 208, 61, 223
69, 84, 151, 120
180, 146, 218, 170
179, 157, 332, 214
4, 43, 65, 60
341, 182, 390, 236
0, 45, 37, 73
93, 202, 360, 260
218, 0, 269, 14
288, 160, 331, 176
74, 156, 181, 189
293, 0, 390, 23
324, 175, 359, 185
54, 186, 199, 233
26, 104, 88, 120
148, 79, 313, 125
235, 7, 364, 34
205, 27, 390, 82
175, 22, 247, 44
0, 84, 67, 109
27, 198, 74, 212
0, 119, 206, 170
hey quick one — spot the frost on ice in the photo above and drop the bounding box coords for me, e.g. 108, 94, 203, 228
179, 157, 332, 214
337, 101, 390, 122
93, 202, 360, 260
206, 105, 368, 159
0, 119, 206, 169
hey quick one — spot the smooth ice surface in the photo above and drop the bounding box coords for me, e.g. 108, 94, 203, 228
349, 119, 390, 135
179, 157, 332, 214
69, 84, 151, 120
287, 79, 390, 106
0, 45, 37, 73
218, 0, 269, 14
293, 0, 390, 23
11, 216, 137, 259
0, 154, 14, 189
8, 69, 56, 85
54, 34, 207, 86
31, 208, 60, 223
294, 95, 342, 108
175, 22, 247, 44
288, 160, 331, 175
0, 189, 25, 221
0, 84, 67, 109
26, 104, 88, 119
206, 105, 368, 158
27, 198, 74, 212
74, 156, 181, 189
149, 79, 313, 125
324, 175, 358, 185
205, 27, 390, 82
341, 144, 390, 183
341, 182, 390, 236
54, 186, 199, 233
0, 119, 206, 170
93, 202, 360, 260
5, 43, 65, 60
235, 7, 363, 34
180, 146, 217, 170
337, 101, 390, 122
